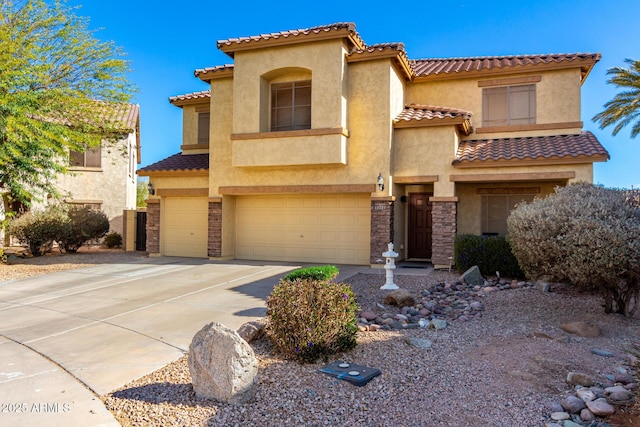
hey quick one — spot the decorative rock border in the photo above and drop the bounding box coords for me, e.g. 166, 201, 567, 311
356, 276, 638, 426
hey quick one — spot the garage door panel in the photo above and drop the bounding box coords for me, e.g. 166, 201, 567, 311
163, 197, 208, 258
236, 194, 370, 265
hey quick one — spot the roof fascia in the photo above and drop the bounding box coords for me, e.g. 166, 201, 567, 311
169, 97, 211, 108
196, 67, 234, 82
137, 169, 209, 177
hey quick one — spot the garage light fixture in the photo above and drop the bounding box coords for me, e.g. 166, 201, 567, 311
377, 173, 384, 191
147, 182, 156, 195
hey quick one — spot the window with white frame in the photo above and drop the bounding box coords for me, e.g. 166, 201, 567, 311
482, 84, 536, 127
270, 80, 311, 131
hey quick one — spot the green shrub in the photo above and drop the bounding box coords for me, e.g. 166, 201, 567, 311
507, 183, 640, 317
8, 208, 67, 256
454, 234, 524, 278
266, 276, 360, 364
104, 231, 123, 248
56, 207, 110, 253
283, 265, 339, 282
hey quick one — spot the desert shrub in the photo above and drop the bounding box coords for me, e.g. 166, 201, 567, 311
507, 183, 640, 317
104, 231, 123, 248
266, 275, 360, 363
56, 207, 110, 253
8, 208, 67, 256
283, 265, 339, 282
454, 234, 524, 278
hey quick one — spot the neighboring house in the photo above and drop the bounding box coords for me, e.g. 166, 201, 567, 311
138, 22, 608, 267
2, 102, 141, 243
58, 102, 141, 236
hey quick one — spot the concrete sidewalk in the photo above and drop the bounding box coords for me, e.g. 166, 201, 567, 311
0, 258, 424, 426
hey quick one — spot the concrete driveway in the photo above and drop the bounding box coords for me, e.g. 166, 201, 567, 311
0, 257, 364, 426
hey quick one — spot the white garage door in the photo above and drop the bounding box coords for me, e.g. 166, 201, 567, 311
236, 194, 371, 265
162, 197, 208, 258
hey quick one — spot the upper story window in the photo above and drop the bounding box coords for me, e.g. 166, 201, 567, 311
70, 144, 101, 168
271, 80, 311, 131
482, 84, 536, 127
198, 112, 210, 145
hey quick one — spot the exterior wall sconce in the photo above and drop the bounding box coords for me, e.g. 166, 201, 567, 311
147, 182, 156, 195
377, 173, 384, 191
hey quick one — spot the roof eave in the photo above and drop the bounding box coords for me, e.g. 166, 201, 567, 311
217, 25, 366, 58
414, 57, 602, 83
394, 117, 473, 135
452, 153, 610, 168
195, 66, 235, 82
137, 169, 209, 177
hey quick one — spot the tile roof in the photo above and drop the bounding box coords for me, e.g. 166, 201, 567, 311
395, 104, 473, 122
169, 90, 211, 105
138, 153, 209, 175
453, 131, 609, 167
394, 104, 473, 135
411, 53, 601, 80
100, 102, 139, 132
216, 22, 365, 56
194, 64, 234, 80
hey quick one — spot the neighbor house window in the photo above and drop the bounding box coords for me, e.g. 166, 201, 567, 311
70, 145, 101, 168
481, 194, 536, 236
271, 80, 311, 131
198, 112, 210, 145
482, 84, 536, 127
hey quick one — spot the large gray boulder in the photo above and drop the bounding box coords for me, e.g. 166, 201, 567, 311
459, 266, 484, 287
188, 322, 258, 405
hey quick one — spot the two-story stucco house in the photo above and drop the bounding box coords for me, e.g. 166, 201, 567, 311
138, 22, 608, 268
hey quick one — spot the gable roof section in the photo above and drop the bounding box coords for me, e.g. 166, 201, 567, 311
394, 104, 473, 135
411, 53, 601, 82
138, 153, 209, 176
453, 131, 609, 167
169, 90, 211, 106
217, 22, 366, 58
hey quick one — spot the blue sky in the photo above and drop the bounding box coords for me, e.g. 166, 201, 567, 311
67, 0, 639, 189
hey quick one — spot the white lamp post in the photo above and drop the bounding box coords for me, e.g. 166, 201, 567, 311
380, 242, 399, 290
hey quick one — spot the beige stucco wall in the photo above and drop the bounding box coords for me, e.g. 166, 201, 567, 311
232, 40, 347, 133
207, 54, 402, 195
394, 126, 458, 197
182, 104, 208, 146
406, 68, 583, 139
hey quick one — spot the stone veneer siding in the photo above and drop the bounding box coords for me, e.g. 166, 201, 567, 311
431, 201, 457, 266
145, 200, 160, 253
370, 199, 394, 264
208, 200, 222, 257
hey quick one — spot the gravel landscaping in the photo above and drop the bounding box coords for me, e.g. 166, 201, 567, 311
2, 249, 639, 426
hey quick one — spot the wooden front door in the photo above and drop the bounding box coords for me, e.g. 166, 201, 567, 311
408, 193, 433, 259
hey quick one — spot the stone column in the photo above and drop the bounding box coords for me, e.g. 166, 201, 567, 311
430, 198, 457, 268
208, 199, 222, 258
370, 199, 394, 265
145, 199, 160, 254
